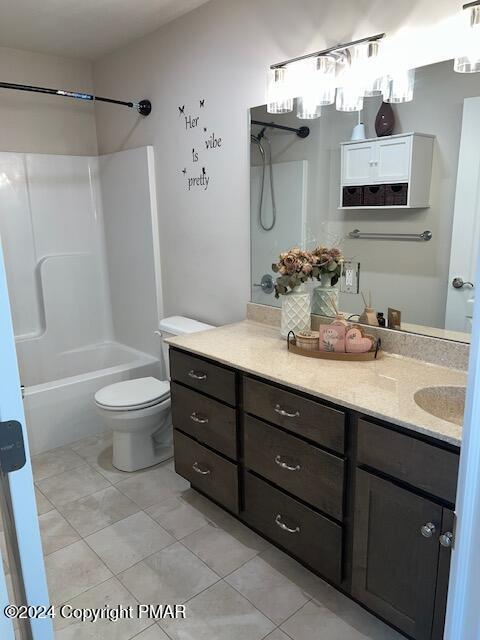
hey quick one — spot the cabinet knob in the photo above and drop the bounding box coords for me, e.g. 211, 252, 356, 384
439, 531, 454, 548
421, 522, 436, 538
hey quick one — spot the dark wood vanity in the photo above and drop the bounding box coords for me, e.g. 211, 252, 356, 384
170, 346, 459, 640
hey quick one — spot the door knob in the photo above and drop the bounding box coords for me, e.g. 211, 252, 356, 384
421, 522, 436, 538
452, 277, 474, 289
253, 274, 274, 294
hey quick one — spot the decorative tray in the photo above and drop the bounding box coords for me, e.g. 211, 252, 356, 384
287, 331, 382, 361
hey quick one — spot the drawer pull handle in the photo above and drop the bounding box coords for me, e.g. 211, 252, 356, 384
192, 462, 211, 475
274, 404, 300, 419
190, 412, 209, 424
275, 455, 300, 472
420, 522, 436, 538
188, 370, 207, 381
275, 514, 300, 534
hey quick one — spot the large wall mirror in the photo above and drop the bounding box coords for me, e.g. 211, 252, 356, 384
250, 58, 480, 343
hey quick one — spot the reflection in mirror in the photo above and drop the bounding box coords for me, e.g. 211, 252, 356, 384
250, 59, 480, 343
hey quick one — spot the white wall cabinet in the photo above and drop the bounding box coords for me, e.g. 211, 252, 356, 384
340, 133, 434, 209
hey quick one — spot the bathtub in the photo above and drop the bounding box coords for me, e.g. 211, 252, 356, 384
17, 341, 161, 455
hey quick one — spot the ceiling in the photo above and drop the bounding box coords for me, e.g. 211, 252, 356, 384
0, 0, 211, 60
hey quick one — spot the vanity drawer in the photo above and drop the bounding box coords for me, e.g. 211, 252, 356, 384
173, 430, 239, 513
244, 377, 345, 453
243, 472, 343, 584
357, 419, 459, 504
170, 349, 236, 406
244, 415, 344, 520
171, 382, 237, 459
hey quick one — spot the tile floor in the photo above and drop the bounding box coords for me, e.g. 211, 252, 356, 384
25, 432, 403, 639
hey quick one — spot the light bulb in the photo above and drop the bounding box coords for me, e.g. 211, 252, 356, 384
266, 67, 293, 114
384, 68, 415, 103
454, 5, 480, 73
296, 96, 322, 119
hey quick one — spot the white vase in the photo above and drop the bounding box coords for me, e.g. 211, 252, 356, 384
280, 284, 311, 338
312, 272, 339, 317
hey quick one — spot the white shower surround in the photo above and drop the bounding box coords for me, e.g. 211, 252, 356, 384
0, 146, 163, 454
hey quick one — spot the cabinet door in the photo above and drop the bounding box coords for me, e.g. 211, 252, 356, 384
352, 470, 442, 640
375, 136, 411, 182
342, 142, 375, 185
431, 508, 455, 640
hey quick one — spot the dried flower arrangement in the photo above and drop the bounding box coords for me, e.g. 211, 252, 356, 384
311, 246, 343, 286
272, 247, 316, 297
272, 245, 343, 298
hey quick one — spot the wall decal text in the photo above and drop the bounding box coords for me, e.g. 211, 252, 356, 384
178, 98, 223, 192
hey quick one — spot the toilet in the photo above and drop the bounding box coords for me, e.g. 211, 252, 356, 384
94, 316, 213, 472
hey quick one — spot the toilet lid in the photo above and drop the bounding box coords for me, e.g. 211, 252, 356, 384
94, 377, 170, 409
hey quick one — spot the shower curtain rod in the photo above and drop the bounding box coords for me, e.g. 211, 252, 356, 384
251, 119, 310, 138
0, 81, 152, 116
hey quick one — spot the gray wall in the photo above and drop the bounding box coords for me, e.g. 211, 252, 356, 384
92, 0, 463, 326
0, 46, 97, 155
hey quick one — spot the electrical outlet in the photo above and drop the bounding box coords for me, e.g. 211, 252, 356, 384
341, 261, 360, 294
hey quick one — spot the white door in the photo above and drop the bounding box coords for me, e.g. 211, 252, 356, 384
0, 238, 53, 639
375, 136, 411, 183
342, 142, 375, 185
445, 97, 480, 333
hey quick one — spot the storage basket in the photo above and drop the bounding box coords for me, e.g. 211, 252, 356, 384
342, 186, 363, 207
363, 185, 385, 206
385, 183, 408, 206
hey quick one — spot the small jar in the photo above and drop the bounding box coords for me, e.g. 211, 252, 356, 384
295, 331, 320, 352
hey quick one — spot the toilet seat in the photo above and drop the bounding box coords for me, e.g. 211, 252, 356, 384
94, 377, 170, 412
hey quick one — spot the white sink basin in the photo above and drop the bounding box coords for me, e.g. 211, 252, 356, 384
414, 386, 465, 426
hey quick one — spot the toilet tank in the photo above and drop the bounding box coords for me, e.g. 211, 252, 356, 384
158, 316, 214, 376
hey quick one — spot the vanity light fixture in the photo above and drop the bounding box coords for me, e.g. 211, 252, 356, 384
267, 33, 393, 117
454, 1, 480, 73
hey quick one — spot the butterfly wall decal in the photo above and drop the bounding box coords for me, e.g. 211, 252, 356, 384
182, 168, 187, 174
202, 167, 206, 175
199, 99, 205, 107
178, 105, 185, 115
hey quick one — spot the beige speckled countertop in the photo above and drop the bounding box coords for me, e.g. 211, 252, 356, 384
167, 321, 466, 447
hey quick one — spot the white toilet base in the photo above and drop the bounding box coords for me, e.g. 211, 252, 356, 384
96, 396, 173, 473
112, 430, 173, 472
